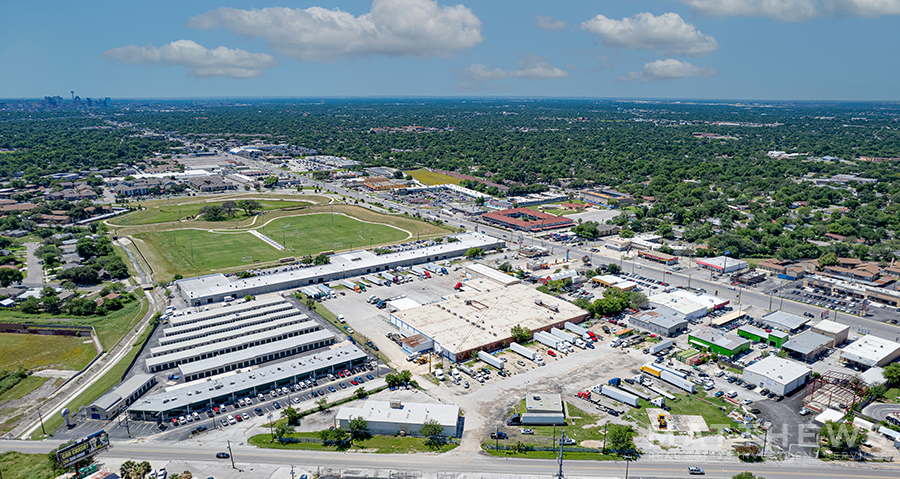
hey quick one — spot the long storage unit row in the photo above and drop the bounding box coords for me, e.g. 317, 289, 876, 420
150, 316, 313, 357
147, 322, 322, 372
163, 302, 295, 338
159, 308, 303, 346
168, 296, 287, 328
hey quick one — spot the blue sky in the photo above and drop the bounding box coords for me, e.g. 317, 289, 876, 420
2, 0, 900, 100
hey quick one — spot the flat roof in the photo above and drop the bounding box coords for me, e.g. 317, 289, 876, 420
649, 292, 707, 315
712, 310, 746, 326
336, 400, 459, 428
150, 316, 312, 357
130, 345, 364, 415
147, 321, 321, 370
465, 263, 520, 286
737, 325, 769, 339
631, 307, 688, 329
390, 283, 587, 356
93, 374, 156, 411
169, 296, 287, 328
177, 329, 335, 378
387, 298, 422, 311
690, 330, 750, 352
525, 392, 564, 413
810, 320, 850, 335
782, 331, 833, 355
176, 232, 502, 301
160, 307, 304, 345
840, 335, 900, 367
761, 311, 809, 331
743, 356, 810, 384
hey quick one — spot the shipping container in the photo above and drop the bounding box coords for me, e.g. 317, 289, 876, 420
600, 385, 640, 407
650, 339, 674, 355
660, 370, 696, 393
477, 351, 505, 369
509, 342, 538, 361
564, 321, 588, 337
521, 413, 566, 425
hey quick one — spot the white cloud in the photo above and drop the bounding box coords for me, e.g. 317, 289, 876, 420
680, 0, 900, 21
187, 0, 483, 62
463, 54, 570, 82
617, 58, 719, 82
535, 15, 568, 32
102, 40, 277, 78
580, 12, 719, 57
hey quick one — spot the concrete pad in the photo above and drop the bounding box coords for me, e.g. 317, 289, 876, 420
671, 414, 709, 433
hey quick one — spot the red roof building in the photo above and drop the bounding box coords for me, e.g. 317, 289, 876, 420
480, 207, 574, 232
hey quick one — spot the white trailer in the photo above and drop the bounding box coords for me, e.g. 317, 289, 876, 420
660, 370, 696, 393
600, 385, 640, 407
509, 342, 537, 361
533, 332, 564, 350
477, 351, 505, 369
650, 339, 674, 355
341, 280, 357, 290
411, 266, 427, 276
550, 328, 577, 343
565, 321, 588, 336
521, 413, 565, 425
459, 365, 477, 377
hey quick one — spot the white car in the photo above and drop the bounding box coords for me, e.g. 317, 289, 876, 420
799, 408, 811, 416
742, 399, 753, 405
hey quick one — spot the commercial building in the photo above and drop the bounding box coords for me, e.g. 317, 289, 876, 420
760, 311, 809, 333
696, 256, 748, 273
480, 207, 575, 232
688, 330, 751, 357
581, 189, 634, 206
526, 392, 564, 414
129, 345, 367, 421
781, 331, 833, 363
735, 326, 787, 348
840, 335, 900, 369
638, 251, 678, 266
628, 306, 688, 337
810, 320, 850, 347
389, 283, 589, 362
742, 356, 811, 396
648, 292, 708, 321
336, 400, 461, 437
605, 237, 631, 251
175, 233, 502, 305
89, 374, 157, 420
465, 263, 520, 286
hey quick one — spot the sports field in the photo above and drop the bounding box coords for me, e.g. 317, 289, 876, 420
0, 333, 97, 372
140, 212, 411, 276
114, 198, 319, 226
406, 168, 461, 185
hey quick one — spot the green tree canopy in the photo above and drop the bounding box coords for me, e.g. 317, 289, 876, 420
511, 324, 532, 343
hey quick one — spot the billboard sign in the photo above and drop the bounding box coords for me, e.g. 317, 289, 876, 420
57, 430, 110, 468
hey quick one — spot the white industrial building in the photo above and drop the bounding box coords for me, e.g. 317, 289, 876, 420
465, 263, 520, 286
840, 335, 900, 369
648, 292, 707, 321
761, 310, 809, 333
741, 356, 811, 396
628, 306, 689, 337
696, 256, 748, 273
336, 399, 461, 437
175, 233, 503, 305
90, 374, 157, 420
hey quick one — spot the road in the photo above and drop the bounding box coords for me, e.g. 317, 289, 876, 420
0, 440, 897, 479
22, 242, 43, 287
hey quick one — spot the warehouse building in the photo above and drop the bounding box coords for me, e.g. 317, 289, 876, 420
129, 345, 366, 421
160, 305, 303, 345
151, 316, 312, 356
166, 296, 289, 329
648, 292, 708, 321
688, 330, 751, 357
781, 331, 833, 363
526, 393, 564, 414
810, 320, 850, 347
90, 374, 157, 420
840, 335, 900, 369
638, 251, 679, 266
465, 263, 520, 286
628, 306, 689, 337
175, 233, 503, 305
389, 283, 589, 362
737, 325, 788, 348
742, 356, 811, 396
480, 207, 574, 232
696, 256, 748, 273
337, 399, 461, 437
761, 311, 809, 333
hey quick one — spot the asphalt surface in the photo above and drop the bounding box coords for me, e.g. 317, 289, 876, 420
22, 242, 43, 287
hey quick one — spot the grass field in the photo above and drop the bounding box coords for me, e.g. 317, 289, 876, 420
0, 376, 50, 403
249, 431, 458, 453
406, 168, 461, 185
0, 451, 57, 479
114, 198, 319, 226
0, 334, 96, 372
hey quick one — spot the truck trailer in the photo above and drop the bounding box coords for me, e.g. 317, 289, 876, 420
521, 413, 565, 426
533, 331, 564, 351
564, 321, 588, 336
509, 342, 537, 361
650, 339, 674, 355
660, 370, 696, 393
600, 385, 640, 407
477, 351, 505, 370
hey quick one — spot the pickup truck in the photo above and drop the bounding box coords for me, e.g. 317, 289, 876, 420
490, 432, 508, 440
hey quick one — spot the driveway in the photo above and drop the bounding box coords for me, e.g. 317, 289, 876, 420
21, 242, 43, 288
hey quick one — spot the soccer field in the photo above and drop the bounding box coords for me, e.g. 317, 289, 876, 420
141, 212, 412, 276
0, 333, 97, 372
114, 198, 319, 226
406, 168, 461, 185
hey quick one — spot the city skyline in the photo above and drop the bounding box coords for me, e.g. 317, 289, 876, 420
2, 0, 900, 100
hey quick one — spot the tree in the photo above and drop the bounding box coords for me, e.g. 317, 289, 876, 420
319, 426, 348, 444
316, 397, 329, 412
420, 417, 446, 446
465, 247, 484, 258
355, 387, 368, 399
348, 416, 369, 442
819, 421, 866, 451
819, 252, 839, 267
627, 291, 648, 310
21, 296, 40, 314
604, 424, 636, 454
313, 253, 331, 265
120, 461, 136, 479
619, 228, 635, 238
199, 205, 226, 221
281, 406, 301, 426
573, 221, 600, 240
136, 461, 152, 479
607, 263, 621, 274
237, 199, 262, 215
511, 324, 532, 343
274, 422, 295, 443
222, 201, 236, 217
75, 237, 98, 259
732, 473, 765, 479
883, 363, 900, 385
0, 268, 24, 287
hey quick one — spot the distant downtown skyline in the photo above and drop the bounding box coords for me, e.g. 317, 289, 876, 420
2, 1, 900, 100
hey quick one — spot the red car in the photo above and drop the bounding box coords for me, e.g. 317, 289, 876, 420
235, 415, 243, 422
547, 349, 557, 357
338, 371, 345, 377
350, 379, 359, 385
171, 418, 179, 426
665, 271, 672, 275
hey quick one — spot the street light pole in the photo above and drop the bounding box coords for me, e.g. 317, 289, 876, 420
38, 408, 46, 436
228, 440, 235, 469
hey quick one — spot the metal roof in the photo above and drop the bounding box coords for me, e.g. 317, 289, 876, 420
782, 331, 832, 355
743, 356, 810, 385
92, 374, 156, 411
336, 400, 460, 429
761, 311, 809, 331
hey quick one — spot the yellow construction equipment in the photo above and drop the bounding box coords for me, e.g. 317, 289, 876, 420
657, 413, 667, 429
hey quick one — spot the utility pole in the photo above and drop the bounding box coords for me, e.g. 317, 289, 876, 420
38, 408, 46, 436
554, 430, 566, 479
228, 440, 235, 469
762, 427, 768, 457
125, 412, 131, 437
624, 456, 631, 479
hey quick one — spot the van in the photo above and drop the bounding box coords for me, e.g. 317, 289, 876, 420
337, 315, 345, 323
726, 390, 737, 398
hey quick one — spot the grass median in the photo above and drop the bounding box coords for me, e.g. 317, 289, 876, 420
250, 431, 458, 454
